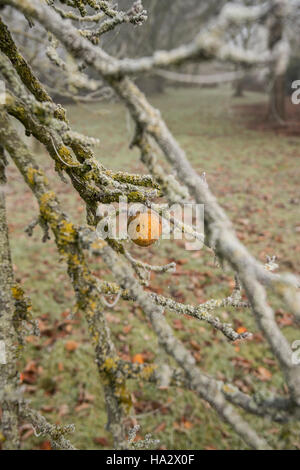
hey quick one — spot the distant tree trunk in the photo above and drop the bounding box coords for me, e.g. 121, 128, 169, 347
233, 78, 244, 98
268, 0, 289, 123
270, 73, 286, 121
136, 75, 165, 95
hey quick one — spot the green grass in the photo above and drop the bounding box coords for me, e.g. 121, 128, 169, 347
6, 86, 300, 450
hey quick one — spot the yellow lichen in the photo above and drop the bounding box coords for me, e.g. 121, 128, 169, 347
141, 365, 156, 380
223, 384, 236, 395
59, 220, 77, 244
40, 191, 56, 208
11, 285, 23, 300
27, 167, 48, 187
58, 145, 79, 167
115, 383, 132, 414
103, 357, 118, 371
91, 239, 107, 251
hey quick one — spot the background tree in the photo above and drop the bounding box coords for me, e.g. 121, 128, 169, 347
267, 0, 289, 122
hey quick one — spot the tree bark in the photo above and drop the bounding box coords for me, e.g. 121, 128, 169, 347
233, 78, 244, 98
268, 0, 289, 123
0, 147, 20, 450
270, 73, 286, 121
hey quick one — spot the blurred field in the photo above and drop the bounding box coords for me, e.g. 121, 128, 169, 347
6, 86, 300, 450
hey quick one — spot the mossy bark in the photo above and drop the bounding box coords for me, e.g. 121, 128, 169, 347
0, 112, 128, 449
0, 147, 20, 449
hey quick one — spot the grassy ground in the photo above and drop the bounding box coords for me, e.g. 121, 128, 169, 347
5, 86, 300, 450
